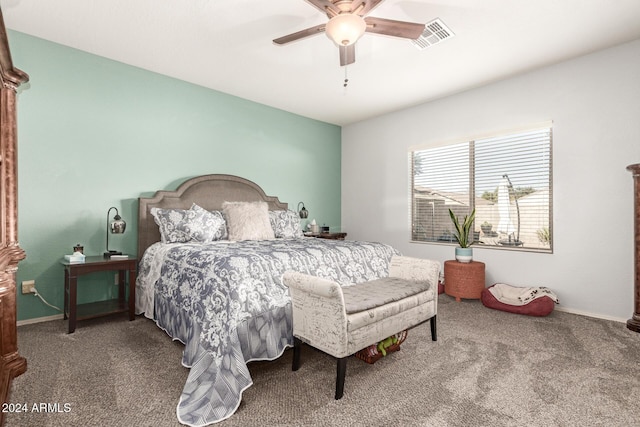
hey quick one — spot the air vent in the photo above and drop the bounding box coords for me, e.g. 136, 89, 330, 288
412, 18, 455, 50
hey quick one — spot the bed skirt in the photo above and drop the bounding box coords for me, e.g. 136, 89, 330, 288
154, 292, 293, 426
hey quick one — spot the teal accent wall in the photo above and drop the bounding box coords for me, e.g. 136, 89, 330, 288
9, 31, 341, 322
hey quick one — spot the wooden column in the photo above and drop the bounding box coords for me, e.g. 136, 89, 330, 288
628, 163, 640, 333
0, 8, 29, 424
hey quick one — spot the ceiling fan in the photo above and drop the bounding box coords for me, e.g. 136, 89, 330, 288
273, 0, 425, 66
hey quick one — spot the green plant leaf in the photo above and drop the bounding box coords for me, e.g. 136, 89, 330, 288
448, 208, 476, 248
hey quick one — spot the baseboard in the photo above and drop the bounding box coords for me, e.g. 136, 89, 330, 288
16, 306, 627, 327
554, 306, 627, 324
17, 314, 64, 326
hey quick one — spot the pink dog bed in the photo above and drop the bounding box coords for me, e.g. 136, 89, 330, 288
481, 284, 556, 317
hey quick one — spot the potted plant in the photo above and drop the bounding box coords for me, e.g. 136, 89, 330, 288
480, 221, 492, 235
448, 208, 477, 263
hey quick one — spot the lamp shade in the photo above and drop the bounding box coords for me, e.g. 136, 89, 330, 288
105, 206, 126, 257
110, 214, 126, 234
298, 202, 309, 219
325, 13, 366, 46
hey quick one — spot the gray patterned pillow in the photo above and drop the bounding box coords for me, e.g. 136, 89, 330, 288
151, 205, 223, 243
269, 210, 303, 238
190, 204, 227, 241
222, 201, 275, 241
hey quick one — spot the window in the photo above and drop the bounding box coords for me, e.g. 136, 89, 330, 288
410, 124, 553, 252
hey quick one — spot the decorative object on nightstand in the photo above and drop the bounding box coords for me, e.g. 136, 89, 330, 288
104, 206, 126, 258
444, 260, 485, 302
297, 202, 308, 219
448, 208, 477, 263
64, 252, 85, 263
67, 243, 85, 263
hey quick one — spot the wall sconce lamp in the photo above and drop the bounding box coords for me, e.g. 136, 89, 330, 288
104, 206, 126, 257
297, 202, 309, 219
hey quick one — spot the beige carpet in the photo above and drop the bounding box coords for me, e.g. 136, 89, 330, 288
7, 295, 640, 427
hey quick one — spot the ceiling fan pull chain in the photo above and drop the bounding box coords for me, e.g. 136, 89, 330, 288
344, 65, 349, 87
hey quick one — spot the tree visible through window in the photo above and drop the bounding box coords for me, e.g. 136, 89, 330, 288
410, 125, 553, 252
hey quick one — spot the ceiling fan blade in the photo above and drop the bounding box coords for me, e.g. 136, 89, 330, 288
339, 44, 356, 66
364, 16, 425, 39
305, 0, 382, 17
273, 24, 326, 45
305, 0, 340, 18
358, 0, 384, 16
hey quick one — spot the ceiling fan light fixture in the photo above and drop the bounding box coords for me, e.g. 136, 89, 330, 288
325, 13, 366, 46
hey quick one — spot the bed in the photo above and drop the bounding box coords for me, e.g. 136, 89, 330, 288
135, 174, 399, 426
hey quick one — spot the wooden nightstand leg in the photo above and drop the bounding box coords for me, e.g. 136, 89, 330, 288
128, 266, 136, 321
63, 268, 69, 320
118, 270, 125, 308
68, 274, 77, 333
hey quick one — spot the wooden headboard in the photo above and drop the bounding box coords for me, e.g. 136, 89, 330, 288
137, 174, 288, 259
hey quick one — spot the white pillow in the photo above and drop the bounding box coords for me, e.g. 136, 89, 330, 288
222, 201, 275, 241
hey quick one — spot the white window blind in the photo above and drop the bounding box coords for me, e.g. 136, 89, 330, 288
410, 126, 553, 252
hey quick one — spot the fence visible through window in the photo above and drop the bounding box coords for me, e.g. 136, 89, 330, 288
410, 125, 553, 253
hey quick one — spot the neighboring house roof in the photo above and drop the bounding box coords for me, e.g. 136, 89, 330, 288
414, 186, 494, 206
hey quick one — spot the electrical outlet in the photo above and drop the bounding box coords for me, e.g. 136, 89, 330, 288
22, 280, 35, 294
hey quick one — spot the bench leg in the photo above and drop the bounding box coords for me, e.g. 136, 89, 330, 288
292, 337, 302, 371
430, 315, 437, 341
335, 357, 347, 400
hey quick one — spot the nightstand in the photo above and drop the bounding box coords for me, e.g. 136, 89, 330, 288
304, 232, 347, 240
444, 260, 486, 302
61, 255, 137, 333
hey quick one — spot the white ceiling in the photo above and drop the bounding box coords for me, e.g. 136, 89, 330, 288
3, 0, 640, 126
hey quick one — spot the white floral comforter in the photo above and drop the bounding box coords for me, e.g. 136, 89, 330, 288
135, 237, 399, 426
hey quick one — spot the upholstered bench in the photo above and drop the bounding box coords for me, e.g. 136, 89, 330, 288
282, 255, 440, 399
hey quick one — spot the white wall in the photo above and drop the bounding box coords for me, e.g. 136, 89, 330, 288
342, 38, 640, 321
